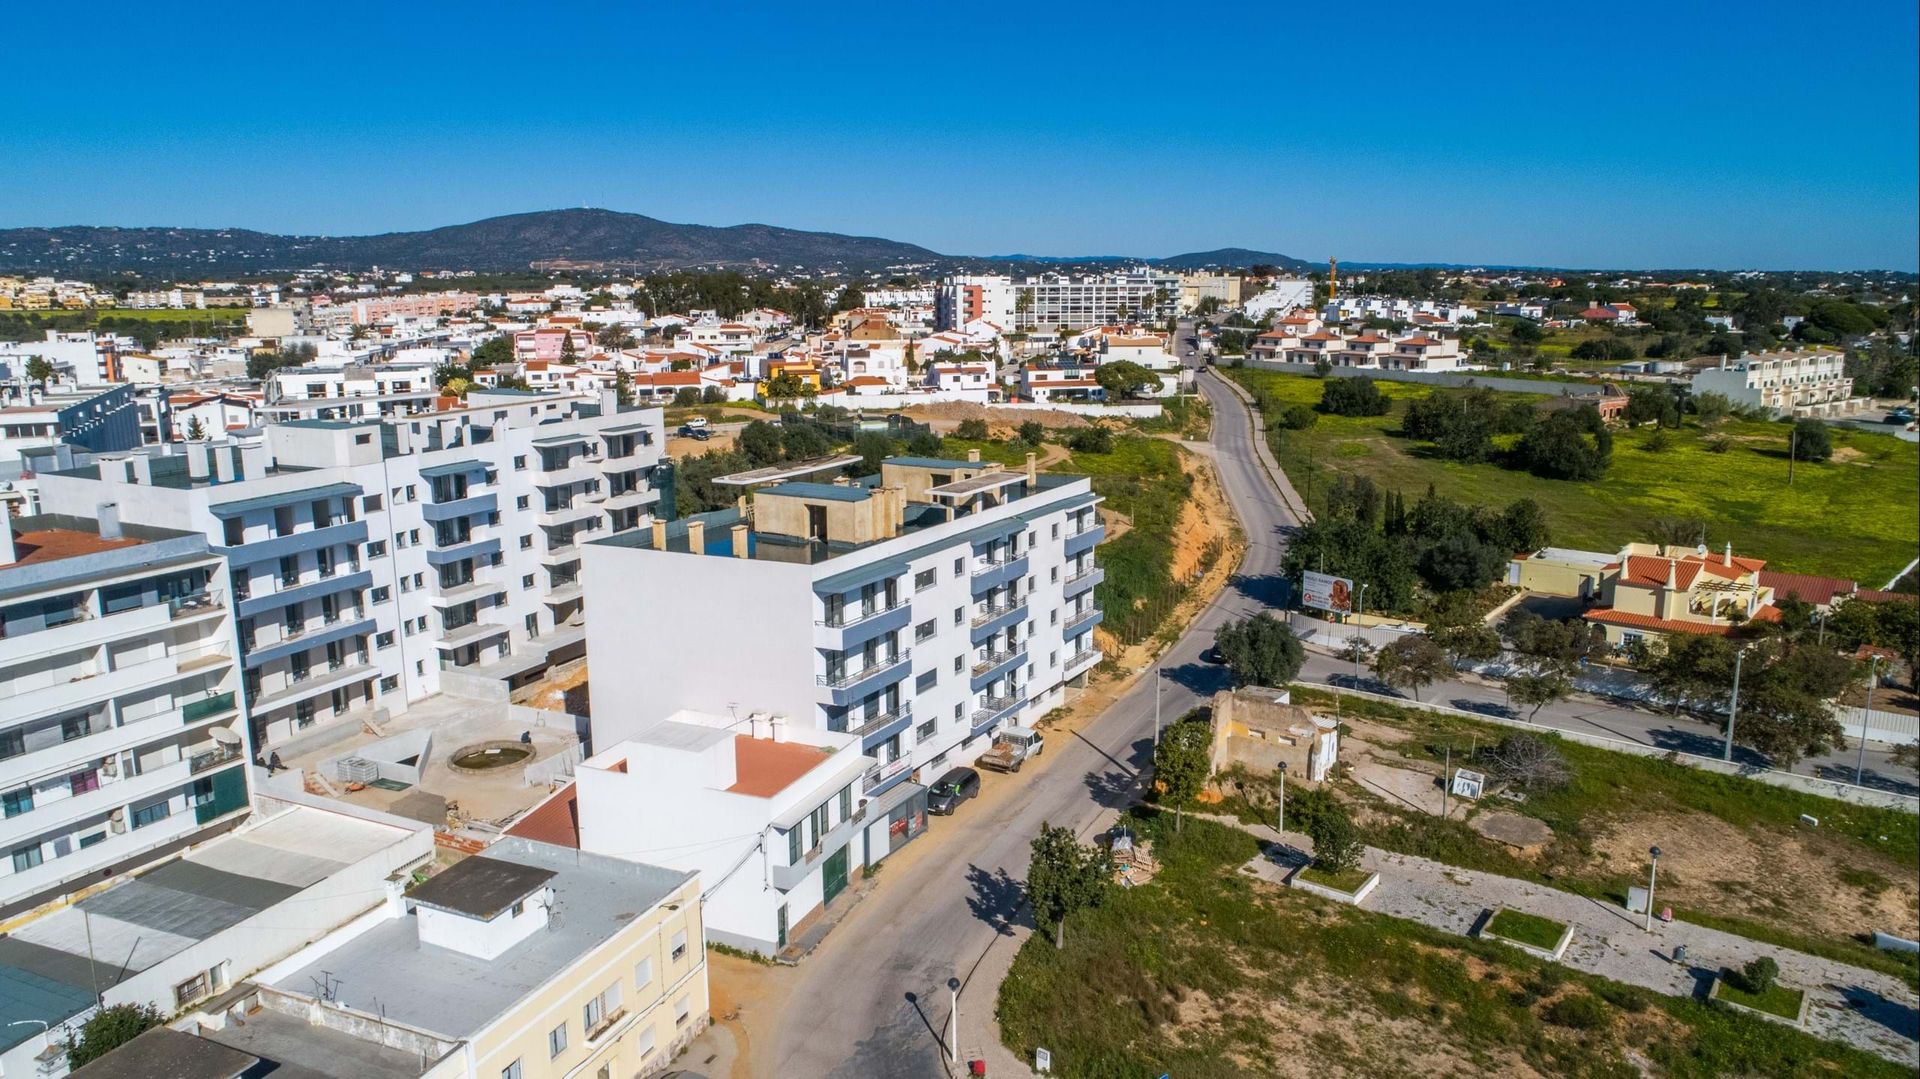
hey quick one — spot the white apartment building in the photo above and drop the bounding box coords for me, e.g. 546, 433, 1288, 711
259, 359, 441, 423
1242, 279, 1316, 320
35, 390, 667, 758
583, 453, 1105, 813
572, 708, 924, 953
0, 330, 123, 384
938, 271, 1181, 332
0, 513, 246, 916
1690, 350, 1863, 417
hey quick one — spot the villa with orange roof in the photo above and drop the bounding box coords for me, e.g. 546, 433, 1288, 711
1579, 541, 1781, 646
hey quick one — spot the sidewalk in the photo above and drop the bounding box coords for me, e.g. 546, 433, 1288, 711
1210, 813, 1920, 1066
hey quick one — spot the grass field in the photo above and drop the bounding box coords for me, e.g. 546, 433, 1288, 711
997, 810, 1905, 1078
88, 307, 252, 322
1227, 368, 1918, 583
1716, 973, 1807, 1019
1487, 908, 1570, 951
1295, 863, 1371, 892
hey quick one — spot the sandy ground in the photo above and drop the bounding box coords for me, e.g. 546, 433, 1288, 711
902, 402, 1096, 432
517, 661, 590, 714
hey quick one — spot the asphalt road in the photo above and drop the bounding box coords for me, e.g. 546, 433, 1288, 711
764, 326, 1914, 1076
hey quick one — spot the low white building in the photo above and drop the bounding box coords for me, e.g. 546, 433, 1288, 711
259, 360, 440, 423
1689, 350, 1863, 417
1242, 280, 1315, 320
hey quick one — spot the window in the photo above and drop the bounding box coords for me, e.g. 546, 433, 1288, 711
638, 1027, 657, 1058
372, 586, 391, 603
953, 557, 964, 576
520, 535, 533, 550
501, 1060, 522, 1079
1051, 523, 1060, 538
838, 785, 852, 819
393, 533, 407, 550
916, 670, 937, 693
952, 607, 963, 626
547, 1022, 568, 1058
391, 487, 404, 502
513, 455, 527, 470
671, 929, 689, 962
132, 800, 172, 828
917, 719, 937, 741
914, 619, 936, 642
523, 574, 535, 589
1050, 651, 1058, 668
367, 540, 387, 558
405, 486, 417, 502
809, 803, 829, 847
516, 495, 530, 510
1050, 567, 1059, 582
914, 568, 936, 591
377, 631, 395, 648
2, 788, 32, 818
1050, 610, 1058, 625
952, 655, 963, 674
363, 494, 383, 512
583, 981, 620, 1034
381, 675, 399, 692
635, 955, 654, 991
402, 621, 414, 637
787, 827, 801, 864
674, 994, 692, 1026
11, 846, 42, 872
398, 577, 411, 593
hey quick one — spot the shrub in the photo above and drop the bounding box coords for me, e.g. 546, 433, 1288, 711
1318, 375, 1391, 417
1593, 981, 1653, 1013
955, 418, 990, 439
1276, 403, 1319, 430
1068, 425, 1114, 454
1791, 418, 1832, 462
1307, 805, 1363, 873
1737, 956, 1780, 994
1544, 993, 1611, 1030
67, 1003, 162, 1069
1017, 421, 1045, 445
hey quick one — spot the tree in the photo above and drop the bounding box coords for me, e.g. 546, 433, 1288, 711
1094, 360, 1160, 399
1026, 822, 1110, 949
1433, 622, 1501, 668
1307, 803, 1363, 873
469, 335, 513, 369
852, 432, 896, 475
1737, 640, 1853, 767
1371, 635, 1451, 701
184, 415, 207, 441
1516, 405, 1612, 481
596, 324, 636, 350
1645, 516, 1706, 554
1341, 635, 1374, 674
1790, 418, 1833, 463
245, 341, 317, 381
781, 423, 832, 460
1499, 498, 1551, 552
613, 369, 635, 407
1214, 613, 1305, 688
905, 429, 944, 456
1017, 421, 1046, 446
955, 418, 989, 440
834, 284, 866, 312
1506, 667, 1574, 721
1482, 733, 1571, 791
1153, 714, 1212, 831
25, 355, 55, 388
1642, 633, 1734, 712
701, 385, 726, 404
737, 420, 782, 466
1736, 956, 1780, 995
1401, 387, 1497, 462
66, 1003, 162, 1069
1319, 376, 1392, 417
1274, 403, 1319, 430
671, 387, 701, 407
762, 372, 810, 400
1067, 425, 1113, 454
559, 333, 579, 363
1419, 530, 1505, 593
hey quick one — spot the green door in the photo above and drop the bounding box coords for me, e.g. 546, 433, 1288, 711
822, 845, 850, 904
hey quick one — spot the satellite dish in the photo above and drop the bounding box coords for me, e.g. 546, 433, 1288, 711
1695, 543, 1708, 556
209, 726, 242, 746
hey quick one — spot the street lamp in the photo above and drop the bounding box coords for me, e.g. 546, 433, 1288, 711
1721, 648, 1746, 762
1276, 761, 1287, 835
947, 976, 962, 1064
1644, 846, 1662, 932
1153, 664, 1163, 746
1856, 654, 1881, 785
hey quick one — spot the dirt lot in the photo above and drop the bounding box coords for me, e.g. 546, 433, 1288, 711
903, 401, 1095, 433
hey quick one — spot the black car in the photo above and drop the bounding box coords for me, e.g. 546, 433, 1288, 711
926, 767, 980, 815
1201, 645, 1227, 664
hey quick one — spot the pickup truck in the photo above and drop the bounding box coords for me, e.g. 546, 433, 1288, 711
975, 724, 1045, 773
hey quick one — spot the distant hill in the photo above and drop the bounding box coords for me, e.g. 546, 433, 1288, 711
0, 208, 945, 275
1151, 248, 1314, 272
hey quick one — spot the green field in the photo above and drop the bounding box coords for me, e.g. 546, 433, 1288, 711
1716, 973, 1806, 1019
88, 307, 252, 322
1487, 908, 1569, 951
1227, 368, 1918, 583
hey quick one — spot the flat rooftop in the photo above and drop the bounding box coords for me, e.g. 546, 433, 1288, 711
0, 807, 412, 1051
728, 736, 835, 797
405, 856, 555, 920
271, 837, 693, 1039
198, 1005, 425, 1079
5, 525, 144, 566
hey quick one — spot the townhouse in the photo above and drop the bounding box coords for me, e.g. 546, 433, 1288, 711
1688, 349, 1864, 417
34, 390, 667, 758
0, 513, 247, 915
582, 452, 1104, 817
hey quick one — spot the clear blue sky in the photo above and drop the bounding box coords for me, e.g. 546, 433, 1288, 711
4, 1, 1915, 270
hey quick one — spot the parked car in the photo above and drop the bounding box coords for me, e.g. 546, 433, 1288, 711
1886, 406, 1916, 425
679, 416, 711, 440
926, 767, 980, 815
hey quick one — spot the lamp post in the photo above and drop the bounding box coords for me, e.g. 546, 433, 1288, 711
1721, 647, 1746, 762
1153, 664, 1162, 747
1644, 846, 1662, 932
1275, 760, 1287, 835
947, 976, 962, 1064
1856, 655, 1881, 785
1355, 582, 1369, 622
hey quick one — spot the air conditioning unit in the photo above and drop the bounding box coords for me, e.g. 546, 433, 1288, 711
100, 757, 119, 777
109, 809, 127, 835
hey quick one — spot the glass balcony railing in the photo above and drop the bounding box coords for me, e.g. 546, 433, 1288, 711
182, 691, 238, 724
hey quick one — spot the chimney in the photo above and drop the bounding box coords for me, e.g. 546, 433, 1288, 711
748, 713, 767, 739
686, 519, 705, 554
731, 523, 749, 558
1025, 451, 1037, 486
769, 716, 788, 743
1665, 559, 1676, 590
1723, 540, 1732, 566
967, 448, 980, 463
97, 502, 122, 541
651, 518, 667, 550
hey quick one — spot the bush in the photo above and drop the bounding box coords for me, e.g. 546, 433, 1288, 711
1017, 421, 1045, 445
1736, 956, 1780, 994
1544, 993, 1611, 1030
955, 418, 989, 440
1307, 805, 1363, 873
1790, 418, 1832, 462
1275, 403, 1319, 430
1319, 376, 1392, 417
1068, 425, 1114, 454
67, 1003, 162, 1069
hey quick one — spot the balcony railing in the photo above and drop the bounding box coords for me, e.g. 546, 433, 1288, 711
1065, 607, 1100, 630
849, 705, 911, 739
1065, 648, 1102, 669
167, 591, 223, 618
970, 555, 1017, 578
1067, 519, 1098, 537
1064, 564, 1102, 587
862, 757, 911, 794
817, 600, 903, 629
817, 649, 910, 688
182, 691, 237, 724
189, 744, 244, 774
971, 650, 1016, 676
970, 600, 1023, 628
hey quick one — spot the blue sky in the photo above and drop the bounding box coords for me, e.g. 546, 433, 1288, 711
3, 1, 1915, 269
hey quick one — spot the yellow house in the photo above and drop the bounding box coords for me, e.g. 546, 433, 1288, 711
1582, 542, 1780, 647
228, 836, 708, 1078
1507, 546, 1616, 600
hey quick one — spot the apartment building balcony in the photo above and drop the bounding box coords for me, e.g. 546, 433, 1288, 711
241, 617, 375, 669
0, 700, 209, 791
532, 459, 602, 489
247, 661, 378, 714
862, 756, 913, 799
188, 743, 245, 775
1064, 522, 1105, 557
236, 570, 371, 619
968, 600, 1028, 643
1064, 647, 1102, 672
969, 647, 1026, 690
420, 492, 498, 524
600, 486, 660, 513
434, 621, 510, 651
0, 757, 192, 849
1063, 564, 1104, 597
425, 536, 502, 568
542, 577, 584, 605
1063, 607, 1103, 634
430, 578, 508, 607
970, 693, 1024, 734
769, 806, 867, 892
181, 690, 239, 726
227, 519, 370, 566
969, 554, 1029, 594
850, 705, 913, 751
539, 541, 584, 568
816, 650, 911, 705
5, 646, 233, 722
813, 602, 911, 650
537, 499, 601, 529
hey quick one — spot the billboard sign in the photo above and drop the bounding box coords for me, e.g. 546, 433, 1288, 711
1301, 571, 1355, 614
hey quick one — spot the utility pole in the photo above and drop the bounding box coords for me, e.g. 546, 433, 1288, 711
1787, 428, 1796, 486
1856, 655, 1880, 785
1721, 647, 1746, 762
1644, 846, 1662, 932
1276, 762, 1287, 835
1441, 743, 1452, 819
947, 976, 961, 1064
1153, 665, 1162, 746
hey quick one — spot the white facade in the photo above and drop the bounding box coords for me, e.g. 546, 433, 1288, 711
1242, 280, 1316, 320
260, 360, 440, 423
1690, 350, 1862, 417
34, 391, 666, 758
0, 516, 246, 915
583, 455, 1105, 829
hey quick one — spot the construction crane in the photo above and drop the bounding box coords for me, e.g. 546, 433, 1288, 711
1328, 257, 1338, 299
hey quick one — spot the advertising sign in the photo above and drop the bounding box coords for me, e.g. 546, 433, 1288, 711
1301, 571, 1355, 614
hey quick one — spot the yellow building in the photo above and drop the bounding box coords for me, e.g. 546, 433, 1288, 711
1507, 546, 1617, 600
214, 836, 709, 1078
1581, 542, 1780, 647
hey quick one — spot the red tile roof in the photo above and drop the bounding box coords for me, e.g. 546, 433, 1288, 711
726, 737, 830, 797
1757, 571, 1855, 607
1583, 605, 1781, 635
7, 528, 145, 566
505, 783, 580, 848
